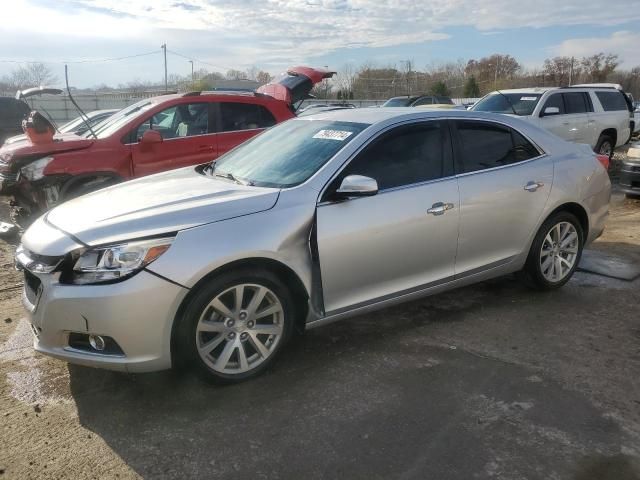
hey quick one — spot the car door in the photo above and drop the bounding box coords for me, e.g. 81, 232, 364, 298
562, 92, 591, 144
215, 101, 277, 158
131, 101, 215, 177
538, 93, 573, 141
452, 120, 553, 275
316, 121, 460, 314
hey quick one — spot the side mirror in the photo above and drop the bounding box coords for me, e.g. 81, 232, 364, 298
140, 129, 163, 145
541, 106, 560, 117
335, 175, 378, 199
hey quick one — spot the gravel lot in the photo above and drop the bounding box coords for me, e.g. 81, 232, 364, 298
1, 187, 639, 479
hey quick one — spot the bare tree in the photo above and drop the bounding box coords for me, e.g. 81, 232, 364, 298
256, 71, 273, 85
580, 53, 619, 83
4, 63, 58, 89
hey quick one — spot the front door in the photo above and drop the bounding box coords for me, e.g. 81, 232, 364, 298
316, 121, 460, 314
131, 102, 215, 177
539, 93, 573, 141
452, 120, 554, 275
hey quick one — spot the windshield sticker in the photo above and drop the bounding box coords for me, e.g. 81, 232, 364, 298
313, 129, 353, 141
520, 96, 538, 101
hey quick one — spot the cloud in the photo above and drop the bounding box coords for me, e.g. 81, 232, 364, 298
550, 31, 640, 67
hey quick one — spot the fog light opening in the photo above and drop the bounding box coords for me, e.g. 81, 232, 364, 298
89, 335, 106, 351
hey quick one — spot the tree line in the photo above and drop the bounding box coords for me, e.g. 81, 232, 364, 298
1, 52, 638, 100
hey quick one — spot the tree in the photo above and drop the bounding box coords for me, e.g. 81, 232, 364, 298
581, 53, 619, 82
430, 80, 450, 97
542, 56, 578, 86
1, 62, 58, 90
463, 75, 480, 97
226, 69, 247, 80
256, 71, 273, 85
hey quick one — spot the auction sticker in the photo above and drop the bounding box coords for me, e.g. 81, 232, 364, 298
313, 130, 353, 141
520, 96, 538, 101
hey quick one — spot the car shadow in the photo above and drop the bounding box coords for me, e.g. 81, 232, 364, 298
68, 273, 636, 479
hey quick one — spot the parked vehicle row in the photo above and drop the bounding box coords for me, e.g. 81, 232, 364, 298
471, 85, 634, 159
0, 66, 334, 228
16, 108, 611, 382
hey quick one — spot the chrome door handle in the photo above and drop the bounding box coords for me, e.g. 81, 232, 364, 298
427, 202, 454, 216
524, 181, 544, 192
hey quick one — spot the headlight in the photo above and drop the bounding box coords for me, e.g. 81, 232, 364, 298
20, 156, 54, 181
70, 237, 173, 285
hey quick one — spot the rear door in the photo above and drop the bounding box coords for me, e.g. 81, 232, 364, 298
214, 101, 277, 157
562, 92, 592, 144
453, 120, 553, 275
316, 121, 459, 313
131, 101, 215, 177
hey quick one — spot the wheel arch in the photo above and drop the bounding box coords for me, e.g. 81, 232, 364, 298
59, 171, 124, 199
170, 257, 310, 363
598, 128, 617, 147
545, 202, 589, 239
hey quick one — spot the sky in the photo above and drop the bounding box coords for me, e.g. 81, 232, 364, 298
1, 0, 640, 88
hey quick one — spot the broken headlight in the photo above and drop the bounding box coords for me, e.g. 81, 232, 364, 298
20, 156, 54, 181
70, 237, 173, 285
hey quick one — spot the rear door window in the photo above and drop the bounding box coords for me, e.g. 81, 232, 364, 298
413, 97, 434, 106
219, 103, 276, 132
595, 91, 629, 111
563, 92, 589, 114
455, 120, 540, 173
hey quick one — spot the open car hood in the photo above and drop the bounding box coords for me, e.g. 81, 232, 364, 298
0, 132, 94, 159
257, 66, 335, 107
16, 87, 64, 100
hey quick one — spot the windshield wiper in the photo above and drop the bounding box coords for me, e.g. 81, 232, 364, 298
214, 170, 250, 186
495, 90, 518, 115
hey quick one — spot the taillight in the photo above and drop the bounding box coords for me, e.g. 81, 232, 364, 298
596, 154, 609, 170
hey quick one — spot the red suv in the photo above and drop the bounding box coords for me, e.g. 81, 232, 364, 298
0, 66, 334, 227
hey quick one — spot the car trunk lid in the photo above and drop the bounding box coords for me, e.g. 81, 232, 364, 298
257, 66, 335, 108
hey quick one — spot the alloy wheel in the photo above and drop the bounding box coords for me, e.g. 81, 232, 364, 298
195, 283, 284, 374
539, 221, 579, 283
599, 141, 612, 157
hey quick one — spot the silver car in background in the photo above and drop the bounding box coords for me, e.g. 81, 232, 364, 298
17, 108, 611, 382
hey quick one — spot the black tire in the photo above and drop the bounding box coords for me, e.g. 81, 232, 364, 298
175, 268, 295, 384
523, 211, 584, 290
595, 134, 614, 161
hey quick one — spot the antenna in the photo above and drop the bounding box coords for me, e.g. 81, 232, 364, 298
64, 64, 97, 139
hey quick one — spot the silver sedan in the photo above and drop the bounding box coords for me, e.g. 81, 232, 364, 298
17, 108, 611, 382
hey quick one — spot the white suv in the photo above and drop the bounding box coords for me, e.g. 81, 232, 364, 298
471, 86, 633, 158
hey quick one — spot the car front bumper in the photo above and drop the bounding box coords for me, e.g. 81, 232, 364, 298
23, 269, 188, 373
619, 160, 640, 195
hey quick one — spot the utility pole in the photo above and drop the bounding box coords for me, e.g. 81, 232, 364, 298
494, 56, 500, 90
161, 43, 168, 92
189, 60, 194, 88
569, 56, 574, 86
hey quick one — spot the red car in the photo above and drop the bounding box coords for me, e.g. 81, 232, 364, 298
0, 66, 334, 227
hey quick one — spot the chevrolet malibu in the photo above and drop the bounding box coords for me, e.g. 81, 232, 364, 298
16, 109, 611, 383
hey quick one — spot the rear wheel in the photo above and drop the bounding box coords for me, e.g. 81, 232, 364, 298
595, 134, 614, 160
176, 269, 294, 383
523, 212, 583, 290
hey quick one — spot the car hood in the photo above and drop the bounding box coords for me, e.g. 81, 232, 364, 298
45, 166, 280, 246
0, 132, 94, 159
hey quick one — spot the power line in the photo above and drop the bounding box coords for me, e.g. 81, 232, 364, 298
166, 49, 231, 73
0, 50, 161, 65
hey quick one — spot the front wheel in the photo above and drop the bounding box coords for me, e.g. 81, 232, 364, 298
176, 269, 294, 383
523, 212, 584, 290
595, 135, 614, 161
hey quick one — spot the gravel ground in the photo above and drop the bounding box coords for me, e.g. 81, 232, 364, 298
0, 184, 639, 479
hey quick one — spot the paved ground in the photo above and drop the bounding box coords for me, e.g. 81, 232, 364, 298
1, 190, 640, 479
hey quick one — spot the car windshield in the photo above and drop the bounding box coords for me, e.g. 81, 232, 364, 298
382, 98, 413, 107
209, 119, 368, 188
472, 93, 542, 116
87, 100, 155, 139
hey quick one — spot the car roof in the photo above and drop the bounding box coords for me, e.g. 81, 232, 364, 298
301, 107, 524, 125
